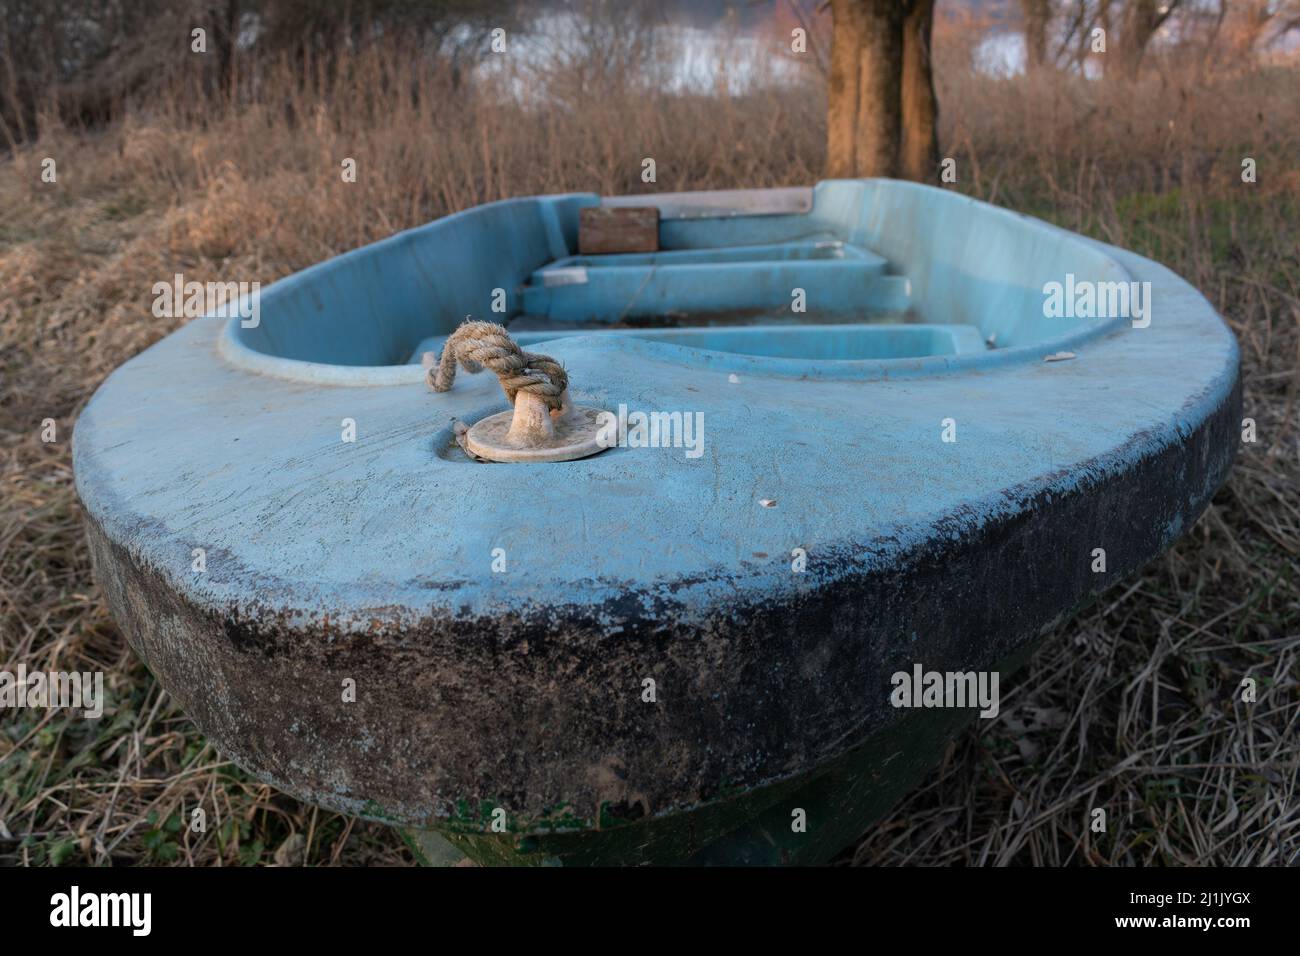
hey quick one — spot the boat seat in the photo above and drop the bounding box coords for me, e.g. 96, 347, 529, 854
519, 240, 910, 325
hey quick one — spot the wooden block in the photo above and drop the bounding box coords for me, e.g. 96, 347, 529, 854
578, 206, 659, 255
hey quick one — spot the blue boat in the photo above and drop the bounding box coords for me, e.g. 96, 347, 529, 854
73, 180, 1239, 865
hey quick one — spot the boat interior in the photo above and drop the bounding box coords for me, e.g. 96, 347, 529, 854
224, 180, 1132, 383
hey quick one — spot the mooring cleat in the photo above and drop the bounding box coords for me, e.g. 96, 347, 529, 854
465, 388, 607, 463
430, 320, 609, 464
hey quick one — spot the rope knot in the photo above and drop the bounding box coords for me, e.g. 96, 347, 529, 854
427, 319, 568, 411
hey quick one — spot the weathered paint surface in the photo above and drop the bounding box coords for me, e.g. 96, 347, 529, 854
73, 180, 1239, 864
406, 640, 1040, 866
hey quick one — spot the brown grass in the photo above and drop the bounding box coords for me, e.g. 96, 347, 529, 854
1, 26, 1297, 866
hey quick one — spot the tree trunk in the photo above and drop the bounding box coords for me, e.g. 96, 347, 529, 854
900, 0, 938, 182
1233, 0, 1272, 62
1119, 0, 1178, 80
826, 0, 907, 179
211, 0, 241, 104
1020, 0, 1051, 71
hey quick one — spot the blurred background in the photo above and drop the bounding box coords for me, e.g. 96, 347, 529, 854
1, 0, 1296, 866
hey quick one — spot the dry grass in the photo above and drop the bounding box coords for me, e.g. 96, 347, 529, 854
1, 29, 1297, 866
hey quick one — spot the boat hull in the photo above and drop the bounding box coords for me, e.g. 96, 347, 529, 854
83, 361, 1237, 863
